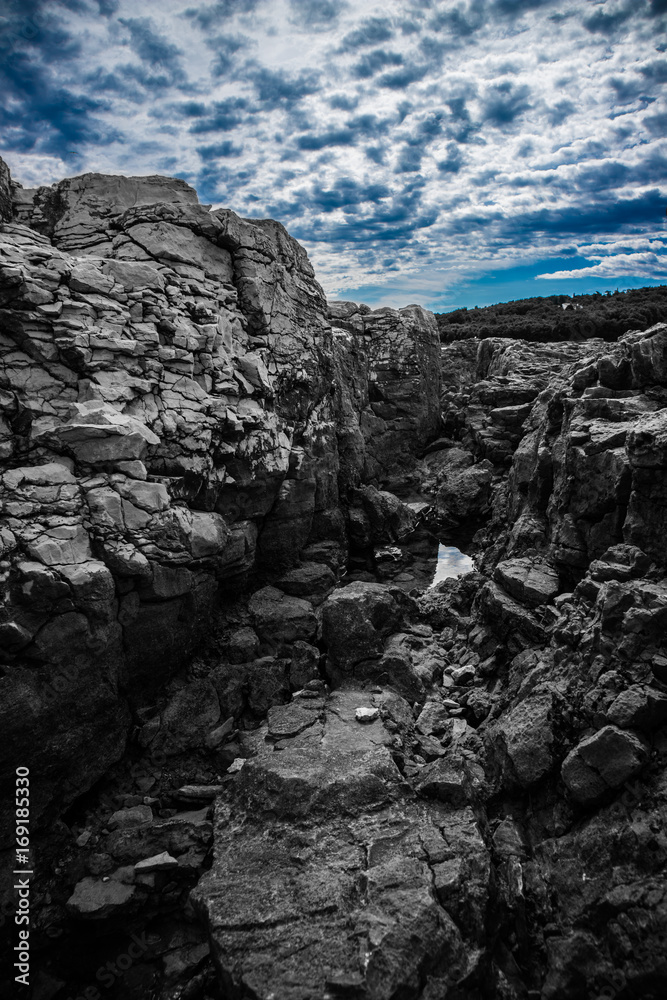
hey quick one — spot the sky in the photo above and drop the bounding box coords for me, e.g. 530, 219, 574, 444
0, 0, 666, 311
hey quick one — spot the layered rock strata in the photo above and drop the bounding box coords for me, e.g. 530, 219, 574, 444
0, 160, 441, 840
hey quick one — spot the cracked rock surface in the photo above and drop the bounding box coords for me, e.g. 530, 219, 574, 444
1, 158, 667, 1000
0, 160, 440, 838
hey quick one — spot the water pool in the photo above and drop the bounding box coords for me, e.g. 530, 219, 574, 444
430, 544, 475, 587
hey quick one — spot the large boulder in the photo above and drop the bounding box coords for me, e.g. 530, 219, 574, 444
561, 726, 649, 804
249, 587, 317, 646
321, 582, 401, 675
494, 557, 560, 608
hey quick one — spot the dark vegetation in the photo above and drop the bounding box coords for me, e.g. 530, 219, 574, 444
435, 284, 667, 343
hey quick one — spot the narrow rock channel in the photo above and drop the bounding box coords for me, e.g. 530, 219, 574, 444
1, 161, 666, 1000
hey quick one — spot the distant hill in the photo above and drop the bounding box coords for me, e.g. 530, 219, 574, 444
434, 285, 667, 344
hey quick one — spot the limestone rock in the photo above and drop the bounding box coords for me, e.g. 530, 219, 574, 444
56, 401, 160, 464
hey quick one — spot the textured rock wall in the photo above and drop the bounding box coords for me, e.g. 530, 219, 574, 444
0, 159, 441, 839
431, 328, 667, 997
329, 299, 441, 487
475, 325, 667, 577
0, 159, 11, 223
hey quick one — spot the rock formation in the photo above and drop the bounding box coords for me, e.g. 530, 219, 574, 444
0, 160, 441, 841
1, 157, 666, 1000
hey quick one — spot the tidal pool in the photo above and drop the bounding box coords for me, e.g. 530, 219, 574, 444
430, 544, 475, 587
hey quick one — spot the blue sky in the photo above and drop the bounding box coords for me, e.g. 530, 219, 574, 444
0, 0, 666, 310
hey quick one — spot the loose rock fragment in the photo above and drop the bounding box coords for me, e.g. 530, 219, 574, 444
355, 706, 379, 723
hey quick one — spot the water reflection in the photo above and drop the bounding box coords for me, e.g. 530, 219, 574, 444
430, 544, 474, 587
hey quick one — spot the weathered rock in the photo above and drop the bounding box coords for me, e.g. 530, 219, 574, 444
193, 689, 487, 998
108, 805, 153, 830
289, 640, 321, 690
355, 706, 379, 723
330, 300, 441, 485
249, 586, 317, 646
66, 877, 138, 920
416, 700, 451, 737
490, 690, 559, 790
494, 557, 560, 607
274, 561, 337, 605
321, 582, 400, 675
424, 447, 493, 526
134, 852, 179, 873
606, 685, 667, 731
347, 485, 417, 548
561, 726, 649, 804
224, 626, 260, 664
55, 400, 160, 464
152, 679, 221, 755
413, 757, 473, 806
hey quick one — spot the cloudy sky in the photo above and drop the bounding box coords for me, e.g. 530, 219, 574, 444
1, 0, 666, 310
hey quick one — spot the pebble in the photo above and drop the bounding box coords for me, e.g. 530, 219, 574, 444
355, 707, 379, 724
135, 852, 179, 873
174, 784, 225, 802
441, 698, 460, 710
227, 758, 246, 773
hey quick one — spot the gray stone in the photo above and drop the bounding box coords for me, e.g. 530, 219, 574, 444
135, 852, 179, 872
249, 586, 317, 646
494, 557, 560, 607
355, 706, 379, 723
108, 805, 153, 830
321, 581, 400, 674
561, 726, 649, 804
66, 878, 137, 919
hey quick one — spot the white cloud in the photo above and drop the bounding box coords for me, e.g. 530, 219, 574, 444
537, 252, 667, 281
1, 0, 665, 304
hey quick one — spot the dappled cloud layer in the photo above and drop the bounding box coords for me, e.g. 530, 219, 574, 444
1, 0, 666, 306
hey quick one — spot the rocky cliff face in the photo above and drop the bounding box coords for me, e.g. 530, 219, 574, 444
0, 160, 441, 841
1, 157, 666, 1000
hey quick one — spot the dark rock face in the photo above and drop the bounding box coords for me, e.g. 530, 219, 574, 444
0, 159, 11, 223
329, 299, 441, 487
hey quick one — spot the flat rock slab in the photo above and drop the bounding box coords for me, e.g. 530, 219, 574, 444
192, 688, 489, 1000
267, 699, 324, 739
494, 557, 560, 608
66, 877, 137, 919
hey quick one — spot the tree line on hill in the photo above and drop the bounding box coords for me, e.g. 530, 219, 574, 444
434, 285, 667, 344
